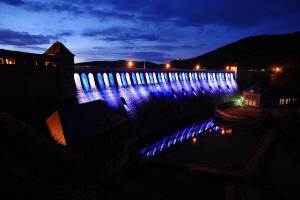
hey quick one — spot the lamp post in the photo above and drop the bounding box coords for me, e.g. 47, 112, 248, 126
166, 63, 170, 69
128, 61, 133, 68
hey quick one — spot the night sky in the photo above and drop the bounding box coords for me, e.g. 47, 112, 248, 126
1, 0, 300, 63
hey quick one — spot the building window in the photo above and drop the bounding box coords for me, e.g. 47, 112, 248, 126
6, 58, 15, 64
0, 58, 4, 64
44, 61, 50, 67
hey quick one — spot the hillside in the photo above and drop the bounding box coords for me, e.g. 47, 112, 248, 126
172, 31, 300, 70
75, 60, 162, 68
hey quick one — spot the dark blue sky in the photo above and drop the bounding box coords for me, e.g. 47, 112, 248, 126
1, 0, 300, 63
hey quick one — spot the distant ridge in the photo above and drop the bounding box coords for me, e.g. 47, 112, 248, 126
171, 31, 300, 70
75, 31, 300, 70
75, 60, 162, 69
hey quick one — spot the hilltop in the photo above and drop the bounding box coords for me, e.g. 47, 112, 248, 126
172, 31, 300, 70
75, 60, 162, 68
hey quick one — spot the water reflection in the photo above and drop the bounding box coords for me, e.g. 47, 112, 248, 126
140, 119, 234, 159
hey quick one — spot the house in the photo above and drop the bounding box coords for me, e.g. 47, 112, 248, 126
242, 81, 298, 107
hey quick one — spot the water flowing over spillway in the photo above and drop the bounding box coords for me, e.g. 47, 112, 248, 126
74, 70, 238, 118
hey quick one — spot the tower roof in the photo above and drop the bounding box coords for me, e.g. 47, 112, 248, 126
44, 41, 74, 56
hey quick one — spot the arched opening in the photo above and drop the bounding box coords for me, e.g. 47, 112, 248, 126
97, 73, 105, 89
109, 73, 115, 86
74, 73, 82, 90
145, 72, 150, 84
189, 73, 192, 81
172, 72, 176, 82
88, 73, 97, 89
103, 73, 110, 87
81, 73, 90, 91
179, 72, 183, 81
136, 73, 141, 85
169, 72, 173, 82
126, 73, 132, 85
132, 73, 137, 85
153, 72, 158, 83
158, 73, 162, 83
116, 73, 123, 87
164, 72, 168, 82
140, 73, 145, 84
121, 73, 127, 86
149, 72, 154, 84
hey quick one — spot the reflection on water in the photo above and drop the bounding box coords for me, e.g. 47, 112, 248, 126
140, 118, 220, 158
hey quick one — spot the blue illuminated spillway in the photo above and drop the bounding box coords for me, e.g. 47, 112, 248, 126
140, 119, 220, 158
74, 70, 238, 116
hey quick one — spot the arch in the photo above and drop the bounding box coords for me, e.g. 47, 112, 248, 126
116, 73, 123, 87
125, 73, 132, 85
175, 73, 179, 82
153, 72, 158, 83
109, 73, 115, 86
179, 72, 183, 81
172, 72, 176, 82
221, 73, 225, 81
198, 73, 201, 80
74, 73, 82, 90
140, 73, 145, 84
97, 73, 105, 89
103, 73, 110, 87
158, 73, 162, 83
88, 73, 97, 89
131, 73, 137, 85
185, 72, 188, 81
204, 73, 207, 80
145, 72, 150, 84
81, 73, 90, 91
189, 73, 192, 81
136, 73, 141, 85
164, 72, 168, 82
121, 73, 127, 86
149, 72, 154, 84
169, 72, 173, 82
192, 72, 195, 81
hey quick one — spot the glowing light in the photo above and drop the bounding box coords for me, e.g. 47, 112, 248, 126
128, 61, 134, 68
195, 64, 200, 70
166, 63, 171, 69
192, 137, 197, 144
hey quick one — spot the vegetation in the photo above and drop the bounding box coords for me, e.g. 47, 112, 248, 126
171, 31, 300, 70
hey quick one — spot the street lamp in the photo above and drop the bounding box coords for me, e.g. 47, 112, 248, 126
166, 63, 171, 69
128, 61, 133, 68
195, 64, 200, 70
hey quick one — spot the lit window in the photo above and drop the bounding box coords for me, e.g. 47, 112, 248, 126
44, 61, 50, 66
6, 58, 15, 64
0, 58, 4, 64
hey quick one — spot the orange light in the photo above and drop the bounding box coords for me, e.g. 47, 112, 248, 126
226, 66, 230, 70
128, 61, 133, 68
221, 129, 225, 135
192, 137, 197, 144
195, 64, 200, 70
166, 63, 170, 69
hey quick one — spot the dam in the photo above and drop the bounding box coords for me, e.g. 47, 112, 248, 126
73, 68, 238, 119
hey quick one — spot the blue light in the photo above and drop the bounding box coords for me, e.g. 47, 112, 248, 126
172, 72, 176, 82
164, 72, 168, 82
158, 73, 162, 83
131, 73, 137, 85
185, 72, 188, 81
81, 73, 90, 91
121, 73, 127, 86
140, 73, 146, 84
179, 73, 183, 81
149, 72, 154, 84
97, 73, 104, 89
109, 73, 115, 86
192, 72, 196, 81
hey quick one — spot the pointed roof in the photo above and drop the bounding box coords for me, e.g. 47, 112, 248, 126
44, 41, 74, 56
